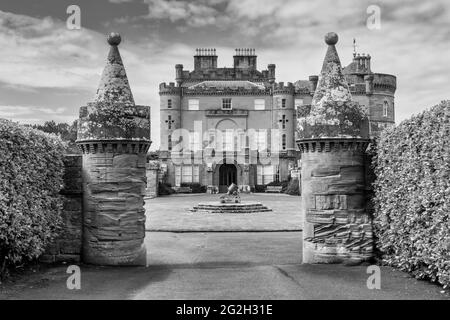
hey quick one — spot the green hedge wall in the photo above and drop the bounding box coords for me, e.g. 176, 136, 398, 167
373, 101, 450, 288
0, 119, 65, 277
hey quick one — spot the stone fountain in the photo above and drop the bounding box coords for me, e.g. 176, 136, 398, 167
190, 183, 272, 214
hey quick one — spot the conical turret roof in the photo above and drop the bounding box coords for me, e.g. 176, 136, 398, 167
94, 32, 135, 105
311, 32, 352, 108
296, 32, 369, 140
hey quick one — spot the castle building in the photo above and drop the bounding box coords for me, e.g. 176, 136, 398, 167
158, 43, 396, 192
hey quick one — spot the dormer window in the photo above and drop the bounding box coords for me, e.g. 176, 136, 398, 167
222, 98, 232, 110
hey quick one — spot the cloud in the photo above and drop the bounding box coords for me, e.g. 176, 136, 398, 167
0, 105, 69, 124
0, 10, 104, 90
0, 10, 196, 149
1, 0, 450, 150
143, 0, 229, 27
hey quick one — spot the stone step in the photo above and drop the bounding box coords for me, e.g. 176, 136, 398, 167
193, 205, 266, 210
190, 207, 272, 213
190, 201, 273, 213
192, 209, 272, 214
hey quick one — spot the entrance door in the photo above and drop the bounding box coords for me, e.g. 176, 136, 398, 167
219, 164, 237, 193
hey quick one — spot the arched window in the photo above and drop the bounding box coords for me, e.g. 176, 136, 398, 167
383, 101, 389, 117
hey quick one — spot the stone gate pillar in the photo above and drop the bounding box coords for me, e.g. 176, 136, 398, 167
145, 160, 160, 198
76, 33, 151, 266
296, 32, 372, 264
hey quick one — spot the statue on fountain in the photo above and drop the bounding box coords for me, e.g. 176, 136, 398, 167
219, 183, 241, 203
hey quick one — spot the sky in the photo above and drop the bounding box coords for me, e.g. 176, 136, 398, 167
0, 0, 449, 149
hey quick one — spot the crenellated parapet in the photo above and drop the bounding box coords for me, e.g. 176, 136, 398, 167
273, 81, 295, 94
159, 82, 182, 95
183, 86, 271, 96
180, 68, 272, 83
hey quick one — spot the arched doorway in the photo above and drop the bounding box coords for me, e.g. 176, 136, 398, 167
219, 164, 237, 193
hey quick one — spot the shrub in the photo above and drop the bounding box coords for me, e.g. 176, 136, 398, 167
158, 182, 174, 196
266, 180, 290, 192
180, 183, 206, 193
266, 181, 283, 186
254, 185, 266, 193
0, 119, 65, 278
284, 178, 300, 195
372, 101, 450, 288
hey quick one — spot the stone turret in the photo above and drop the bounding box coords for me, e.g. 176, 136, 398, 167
297, 32, 372, 264
77, 33, 151, 266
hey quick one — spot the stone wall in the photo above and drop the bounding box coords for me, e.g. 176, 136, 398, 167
41, 155, 83, 263
145, 160, 160, 198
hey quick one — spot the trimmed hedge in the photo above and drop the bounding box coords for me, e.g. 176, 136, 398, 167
373, 101, 450, 288
0, 119, 65, 278
180, 183, 206, 193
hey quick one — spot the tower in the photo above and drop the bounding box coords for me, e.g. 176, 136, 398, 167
297, 32, 373, 264
76, 33, 151, 266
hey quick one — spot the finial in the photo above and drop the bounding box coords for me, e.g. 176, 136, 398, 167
324, 32, 338, 46
353, 38, 357, 57
107, 32, 122, 46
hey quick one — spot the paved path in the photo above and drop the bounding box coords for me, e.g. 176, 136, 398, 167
145, 193, 302, 232
1, 232, 448, 300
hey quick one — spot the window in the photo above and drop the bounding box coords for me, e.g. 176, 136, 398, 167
188, 99, 199, 111
282, 134, 286, 150
175, 166, 181, 186
167, 99, 172, 109
294, 99, 303, 110
222, 98, 232, 110
168, 135, 172, 151
275, 165, 280, 182
383, 101, 388, 117
281, 98, 286, 108
254, 99, 265, 110
189, 132, 200, 151
174, 165, 200, 186
166, 115, 174, 129
257, 165, 275, 185
193, 166, 200, 183
255, 130, 267, 151
182, 165, 192, 183
279, 114, 289, 129
223, 131, 234, 151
